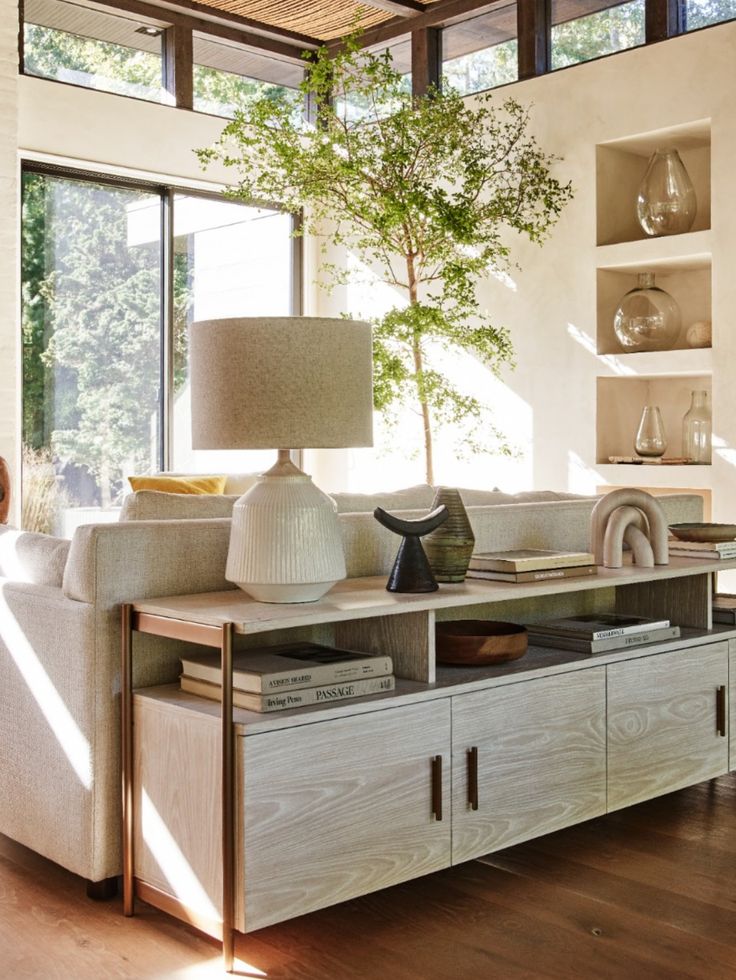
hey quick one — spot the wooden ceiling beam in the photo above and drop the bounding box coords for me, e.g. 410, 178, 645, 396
108, 0, 316, 62
358, 0, 426, 15
328, 0, 503, 51
117, 0, 321, 47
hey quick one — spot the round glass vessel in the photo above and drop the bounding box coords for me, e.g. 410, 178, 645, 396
637, 148, 697, 237
635, 406, 667, 458
682, 389, 711, 463
613, 273, 681, 351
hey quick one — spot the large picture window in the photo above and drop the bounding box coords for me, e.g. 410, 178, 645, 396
21, 167, 299, 535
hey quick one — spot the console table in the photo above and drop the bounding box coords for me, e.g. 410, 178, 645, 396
121, 558, 736, 972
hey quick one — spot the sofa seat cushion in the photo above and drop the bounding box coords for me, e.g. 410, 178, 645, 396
0, 526, 70, 587
120, 491, 240, 521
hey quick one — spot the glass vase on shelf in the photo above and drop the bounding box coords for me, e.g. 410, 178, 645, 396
682, 390, 711, 463
635, 406, 667, 458
613, 273, 681, 351
637, 148, 697, 237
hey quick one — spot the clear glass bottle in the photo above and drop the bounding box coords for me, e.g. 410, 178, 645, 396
635, 405, 667, 457
637, 148, 697, 237
613, 273, 681, 351
682, 389, 711, 463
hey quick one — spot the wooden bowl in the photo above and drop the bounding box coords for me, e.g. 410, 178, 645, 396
436, 620, 528, 666
669, 522, 736, 543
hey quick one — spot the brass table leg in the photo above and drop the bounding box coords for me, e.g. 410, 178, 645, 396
121, 603, 134, 916
221, 622, 235, 973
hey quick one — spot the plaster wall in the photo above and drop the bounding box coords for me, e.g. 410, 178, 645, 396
311, 21, 736, 519
7, 18, 736, 522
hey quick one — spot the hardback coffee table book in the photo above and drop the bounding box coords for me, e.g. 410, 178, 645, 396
669, 539, 736, 560
467, 565, 598, 583
469, 549, 596, 572
713, 594, 736, 624
180, 674, 396, 713
467, 548, 596, 582
526, 613, 670, 640
180, 642, 393, 694
526, 613, 678, 655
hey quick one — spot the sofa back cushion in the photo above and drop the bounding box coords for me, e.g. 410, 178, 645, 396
0, 526, 70, 587
331, 484, 435, 513
338, 493, 704, 578
330, 486, 585, 513
63, 518, 234, 605
120, 491, 240, 521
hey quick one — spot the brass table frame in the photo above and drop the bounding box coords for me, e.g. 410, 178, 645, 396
121, 604, 236, 972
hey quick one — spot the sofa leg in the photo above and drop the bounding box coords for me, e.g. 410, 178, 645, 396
86, 876, 119, 900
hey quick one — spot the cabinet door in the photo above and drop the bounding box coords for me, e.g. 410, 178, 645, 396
451, 669, 607, 865
608, 642, 729, 811
239, 699, 451, 932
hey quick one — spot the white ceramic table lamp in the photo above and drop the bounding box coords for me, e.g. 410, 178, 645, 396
190, 317, 373, 603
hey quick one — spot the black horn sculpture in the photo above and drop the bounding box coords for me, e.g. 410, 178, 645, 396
374, 504, 449, 593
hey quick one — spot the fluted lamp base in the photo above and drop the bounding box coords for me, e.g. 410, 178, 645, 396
225, 453, 346, 603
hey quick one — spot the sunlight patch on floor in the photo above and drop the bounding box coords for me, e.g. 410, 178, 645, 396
167, 956, 267, 978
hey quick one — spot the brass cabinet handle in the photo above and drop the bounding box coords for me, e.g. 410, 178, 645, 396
431, 755, 443, 821
467, 746, 479, 811
716, 685, 727, 737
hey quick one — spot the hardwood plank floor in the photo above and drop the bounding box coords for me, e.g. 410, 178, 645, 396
2, 775, 736, 978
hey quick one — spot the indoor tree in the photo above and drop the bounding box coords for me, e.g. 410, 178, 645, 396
199, 34, 573, 484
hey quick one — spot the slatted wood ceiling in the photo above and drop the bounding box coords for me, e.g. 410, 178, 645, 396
189, 0, 436, 40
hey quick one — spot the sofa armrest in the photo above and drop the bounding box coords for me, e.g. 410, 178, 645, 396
0, 579, 100, 877
63, 518, 235, 606
0, 526, 70, 587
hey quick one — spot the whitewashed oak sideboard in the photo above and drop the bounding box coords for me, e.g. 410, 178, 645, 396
122, 557, 736, 971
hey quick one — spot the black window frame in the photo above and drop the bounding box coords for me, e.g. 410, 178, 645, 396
20, 159, 303, 479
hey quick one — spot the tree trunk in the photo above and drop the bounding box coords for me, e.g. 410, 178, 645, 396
407, 252, 434, 485
99, 456, 112, 510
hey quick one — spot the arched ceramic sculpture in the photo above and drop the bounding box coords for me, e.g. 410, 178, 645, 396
590, 488, 668, 568
602, 505, 654, 569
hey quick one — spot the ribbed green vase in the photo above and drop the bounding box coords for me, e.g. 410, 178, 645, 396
423, 487, 475, 583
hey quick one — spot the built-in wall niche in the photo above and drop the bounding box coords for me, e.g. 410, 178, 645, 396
596, 374, 711, 464
596, 120, 711, 246
597, 257, 711, 355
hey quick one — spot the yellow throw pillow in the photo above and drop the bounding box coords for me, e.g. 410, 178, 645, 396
127, 475, 227, 495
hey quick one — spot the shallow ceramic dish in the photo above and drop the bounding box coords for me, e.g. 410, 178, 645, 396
669, 523, 736, 543
436, 620, 528, 666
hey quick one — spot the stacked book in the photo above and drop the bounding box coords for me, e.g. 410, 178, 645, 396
713, 594, 736, 625
526, 613, 680, 654
180, 642, 394, 713
467, 548, 597, 584
668, 539, 736, 561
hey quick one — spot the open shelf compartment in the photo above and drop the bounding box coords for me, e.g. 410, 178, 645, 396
596, 119, 711, 247
596, 255, 711, 355
596, 373, 711, 464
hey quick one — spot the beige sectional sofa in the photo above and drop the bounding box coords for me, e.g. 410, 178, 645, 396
0, 485, 703, 890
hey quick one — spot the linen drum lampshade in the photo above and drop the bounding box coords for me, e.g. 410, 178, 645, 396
190, 317, 373, 603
